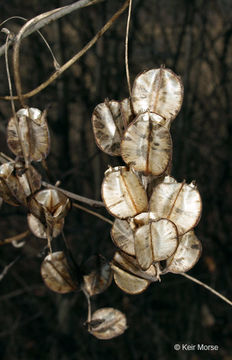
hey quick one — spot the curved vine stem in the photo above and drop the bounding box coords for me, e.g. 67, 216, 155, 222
125, 0, 133, 98
180, 272, 232, 307
1, 0, 129, 101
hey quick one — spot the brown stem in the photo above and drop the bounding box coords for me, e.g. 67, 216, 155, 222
0, 230, 30, 246
73, 202, 113, 225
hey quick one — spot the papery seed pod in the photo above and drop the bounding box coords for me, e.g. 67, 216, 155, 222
7, 107, 50, 162
132, 68, 183, 124
16, 164, 41, 196
150, 176, 202, 235
41, 251, 78, 293
0, 162, 27, 206
132, 211, 156, 227
166, 230, 202, 273
120, 98, 134, 127
111, 251, 157, 294
121, 112, 172, 176
82, 255, 113, 297
32, 189, 71, 223
89, 308, 127, 340
134, 218, 178, 270
92, 100, 126, 156
111, 219, 135, 256
27, 213, 64, 239
102, 166, 148, 219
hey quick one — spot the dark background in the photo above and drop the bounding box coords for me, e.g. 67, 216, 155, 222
0, 0, 232, 359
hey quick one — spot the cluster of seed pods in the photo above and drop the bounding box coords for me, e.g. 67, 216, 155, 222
0, 106, 126, 340
92, 67, 202, 295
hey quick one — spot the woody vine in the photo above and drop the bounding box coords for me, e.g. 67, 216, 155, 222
0, 0, 231, 341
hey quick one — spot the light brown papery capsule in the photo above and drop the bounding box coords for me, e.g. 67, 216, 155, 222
102, 166, 148, 219
166, 230, 202, 273
150, 176, 202, 235
120, 98, 134, 128
7, 107, 50, 162
132, 68, 183, 124
27, 213, 64, 239
89, 308, 127, 340
111, 218, 135, 256
121, 112, 172, 176
92, 100, 126, 156
111, 251, 157, 294
134, 218, 178, 270
16, 165, 41, 196
82, 255, 113, 297
0, 162, 27, 206
41, 251, 78, 294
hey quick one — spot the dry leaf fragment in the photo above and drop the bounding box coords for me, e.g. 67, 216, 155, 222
102, 166, 148, 219
150, 176, 202, 235
7, 107, 50, 162
92, 100, 126, 156
89, 308, 127, 340
111, 251, 157, 294
41, 251, 78, 293
121, 112, 172, 175
111, 218, 135, 256
132, 68, 183, 124
166, 230, 202, 273
134, 218, 178, 270
82, 255, 113, 297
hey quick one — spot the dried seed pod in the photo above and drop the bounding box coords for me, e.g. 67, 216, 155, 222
111, 251, 157, 294
32, 189, 71, 223
41, 251, 78, 293
134, 218, 178, 270
7, 107, 50, 162
89, 308, 127, 340
0, 162, 27, 206
27, 213, 64, 239
102, 166, 148, 219
111, 219, 135, 256
166, 230, 202, 273
121, 112, 172, 175
150, 176, 202, 235
132, 211, 156, 227
120, 98, 134, 127
92, 100, 126, 156
82, 255, 113, 297
16, 164, 41, 196
132, 68, 183, 123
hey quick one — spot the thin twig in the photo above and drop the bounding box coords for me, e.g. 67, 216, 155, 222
73, 202, 113, 225
0, 230, 30, 246
0, 256, 20, 281
180, 272, 232, 307
42, 181, 105, 208
1, 0, 129, 101
0, 0, 105, 58
125, 0, 133, 97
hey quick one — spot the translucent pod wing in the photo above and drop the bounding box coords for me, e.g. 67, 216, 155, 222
166, 230, 202, 273
41, 251, 78, 293
92, 100, 126, 156
150, 176, 202, 235
89, 308, 127, 340
132, 68, 183, 124
134, 218, 178, 270
111, 218, 135, 256
28, 213, 64, 239
121, 112, 172, 176
102, 166, 148, 219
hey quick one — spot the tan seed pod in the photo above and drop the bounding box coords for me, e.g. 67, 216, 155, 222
111, 218, 135, 256
82, 255, 113, 297
121, 112, 172, 176
7, 107, 50, 162
89, 308, 127, 340
0, 162, 27, 206
111, 251, 157, 294
134, 218, 178, 270
102, 166, 148, 219
92, 100, 126, 156
41, 251, 78, 293
166, 230, 202, 273
16, 165, 41, 196
120, 98, 134, 127
132, 211, 156, 227
132, 68, 183, 124
27, 213, 64, 239
150, 176, 202, 235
